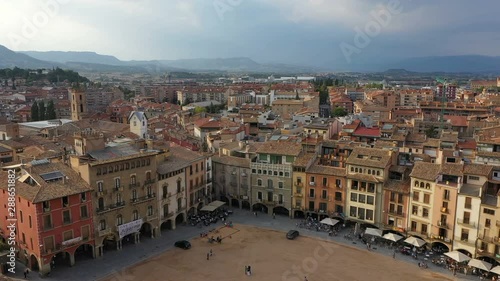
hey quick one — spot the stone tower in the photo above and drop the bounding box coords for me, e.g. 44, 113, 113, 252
70, 88, 87, 121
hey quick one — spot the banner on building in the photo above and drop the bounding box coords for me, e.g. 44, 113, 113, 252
118, 219, 143, 239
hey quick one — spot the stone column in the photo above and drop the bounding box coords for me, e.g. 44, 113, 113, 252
171, 219, 176, 230
135, 233, 140, 244
69, 253, 75, 267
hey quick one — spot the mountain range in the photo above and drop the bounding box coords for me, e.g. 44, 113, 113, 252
1, 44, 500, 74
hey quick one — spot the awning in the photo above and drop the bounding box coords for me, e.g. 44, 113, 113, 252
404, 236, 426, 247
364, 228, 382, 237
383, 233, 403, 242
320, 218, 339, 226
468, 258, 492, 271
200, 200, 226, 212
444, 251, 471, 263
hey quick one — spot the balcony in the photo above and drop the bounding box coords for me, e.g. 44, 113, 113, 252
131, 193, 156, 205
476, 248, 496, 259
334, 197, 342, 202
308, 194, 316, 199
176, 192, 183, 198
95, 190, 107, 197
292, 205, 303, 210
464, 204, 472, 209
43, 224, 53, 231
454, 236, 475, 247
336, 184, 342, 189
387, 210, 405, 217
293, 193, 303, 197
457, 218, 476, 228
129, 182, 140, 189
163, 212, 174, 219
294, 182, 303, 188
309, 182, 316, 186
206, 166, 211, 171
114, 186, 124, 192
321, 184, 329, 189
177, 206, 186, 212
98, 227, 112, 237
478, 234, 500, 245
319, 196, 329, 201
144, 179, 156, 185
96, 201, 126, 214
146, 214, 158, 222
432, 235, 451, 243
43, 207, 51, 213
440, 207, 449, 214
437, 220, 449, 229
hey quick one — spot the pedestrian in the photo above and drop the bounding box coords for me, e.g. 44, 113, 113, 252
24, 270, 27, 279
207, 253, 210, 260
273, 213, 276, 219
210, 249, 213, 256
393, 251, 395, 259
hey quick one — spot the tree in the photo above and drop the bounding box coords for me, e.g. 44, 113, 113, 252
209, 102, 215, 113
46, 100, 57, 120
424, 126, 438, 138
38, 101, 46, 121
332, 107, 348, 117
31, 101, 39, 121
194, 106, 207, 114
334, 79, 339, 86
295, 91, 300, 100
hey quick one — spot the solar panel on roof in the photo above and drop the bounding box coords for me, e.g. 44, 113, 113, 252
31, 159, 50, 166
40, 171, 65, 182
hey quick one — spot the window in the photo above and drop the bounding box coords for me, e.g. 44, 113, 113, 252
148, 205, 154, 216
366, 196, 374, 205
366, 209, 373, 221
351, 181, 358, 190
116, 215, 123, 226
81, 205, 88, 219
398, 193, 403, 204
358, 194, 366, 203
422, 208, 429, 218
132, 189, 137, 200
99, 219, 106, 230
410, 221, 417, 232
412, 205, 418, 215
485, 219, 491, 228
115, 178, 121, 188
310, 176, 315, 184
461, 228, 469, 241
42, 201, 50, 211
350, 206, 357, 217
62, 196, 69, 207
322, 190, 327, 199
97, 181, 103, 192
421, 224, 427, 234
322, 178, 327, 187
81, 193, 86, 202
116, 193, 122, 204
133, 210, 139, 221
28, 215, 32, 228
390, 192, 396, 202
483, 208, 495, 215
131, 175, 137, 184
443, 189, 450, 201
62, 210, 71, 224
350, 193, 357, 202
413, 191, 419, 201
468, 175, 479, 181
309, 189, 315, 198
423, 194, 430, 204
465, 197, 472, 209
278, 182, 284, 189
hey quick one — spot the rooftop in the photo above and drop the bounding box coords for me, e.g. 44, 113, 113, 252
346, 147, 393, 168
410, 162, 440, 181
256, 141, 302, 157
157, 145, 205, 174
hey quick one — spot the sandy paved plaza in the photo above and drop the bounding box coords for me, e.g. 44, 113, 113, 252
100, 224, 452, 281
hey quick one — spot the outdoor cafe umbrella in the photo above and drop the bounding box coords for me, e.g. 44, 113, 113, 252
444, 251, 471, 263
364, 227, 383, 237
382, 233, 403, 242
491, 266, 500, 275
320, 218, 339, 227
468, 259, 492, 272
403, 236, 426, 248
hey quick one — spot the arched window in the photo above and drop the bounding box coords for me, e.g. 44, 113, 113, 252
108, 166, 113, 173
163, 185, 168, 198
414, 181, 419, 187
116, 193, 122, 204
116, 215, 123, 226
257, 179, 262, 186
146, 172, 151, 181
115, 178, 121, 188
368, 170, 371, 175
99, 219, 106, 230
130, 175, 136, 184
420, 182, 424, 188
132, 189, 137, 200
98, 197, 104, 209
97, 182, 103, 192
133, 210, 139, 221
426, 183, 430, 189
351, 167, 354, 172
376, 171, 380, 176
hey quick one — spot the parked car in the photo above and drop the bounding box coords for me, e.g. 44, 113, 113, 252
174, 240, 191, 249
286, 230, 299, 240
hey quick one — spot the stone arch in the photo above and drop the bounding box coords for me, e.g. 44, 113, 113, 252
220, 195, 229, 204
29, 254, 40, 271
161, 220, 173, 231
73, 243, 95, 262
231, 198, 240, 208
455, 248, 472, 257
175, 213, 186, 225
431, 242, 449, 252
241, 200, 251, 210
273, 206, 289, 216
293, 210, 305, 219
188, 206, 197, 215
140, 222, 153, 238
252, 203, 268, 213
476, 256, 498, 266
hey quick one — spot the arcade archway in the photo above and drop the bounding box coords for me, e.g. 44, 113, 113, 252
273, 206, 289, 216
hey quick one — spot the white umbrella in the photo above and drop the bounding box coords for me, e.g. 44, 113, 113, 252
320, 218, 339, 226
383, 233, 403, 242
468, 259, 492, 271
403, 236, 426, 247
444, 251, 471, 263
364, 227, 382, 237
491, 266, 500, 275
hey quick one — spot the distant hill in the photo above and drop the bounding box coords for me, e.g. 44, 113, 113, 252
390, 55, 500, 73
20, 51, 123, 66
0, 45, 61, 69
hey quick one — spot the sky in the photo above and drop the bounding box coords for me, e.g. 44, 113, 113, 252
1, 0, 500, 69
